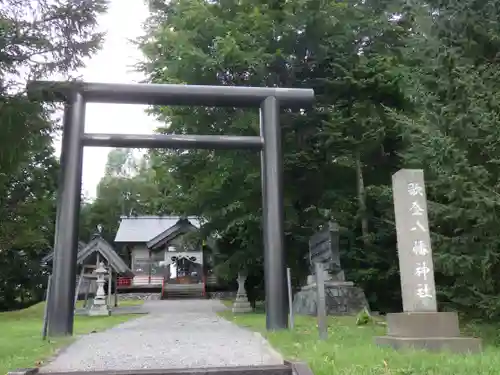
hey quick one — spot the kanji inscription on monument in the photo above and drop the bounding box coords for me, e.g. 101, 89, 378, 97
392, 169, 437, 312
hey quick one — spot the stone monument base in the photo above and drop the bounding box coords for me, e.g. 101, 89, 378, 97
232, 294, 253, 313
88, 303, 111, 317
375, 312, 482, 353
293, 281, 368, 316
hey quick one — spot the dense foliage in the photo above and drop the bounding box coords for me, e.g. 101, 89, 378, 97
5, 0, 500, 321
134, 0, 411, 309
394, 0, 500, 317
80, 149, 167, 244
133, 0, 500, 317
0, 0, 107, 310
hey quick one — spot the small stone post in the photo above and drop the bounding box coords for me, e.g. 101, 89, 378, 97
89, 262, 111, 316
232, 272, 252, 313
375, 169, 481, 353
315, 262, 327, 340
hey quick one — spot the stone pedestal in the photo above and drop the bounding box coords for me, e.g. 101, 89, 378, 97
306, 269, 344, 285
232, 273, 252, 313
375, 312, 482, 353
88, 262, 111, 317
293, 280, 368, 316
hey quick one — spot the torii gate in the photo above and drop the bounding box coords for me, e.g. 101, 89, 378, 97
27, 80, 314, 336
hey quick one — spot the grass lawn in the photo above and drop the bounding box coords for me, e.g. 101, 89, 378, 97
0, 299, 143, 375
219, 309, 500, 375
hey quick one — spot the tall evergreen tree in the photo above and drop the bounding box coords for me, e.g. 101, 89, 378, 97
393, 0, 500, 318
0, 0, 108, 310
138, 0, 410, 308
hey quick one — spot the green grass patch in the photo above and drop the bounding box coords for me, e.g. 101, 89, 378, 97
219, 310, 500, 375
0, 300, 143, 374
220, 299, 233, 308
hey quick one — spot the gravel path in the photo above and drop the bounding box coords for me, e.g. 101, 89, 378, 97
42, 299, 283, 372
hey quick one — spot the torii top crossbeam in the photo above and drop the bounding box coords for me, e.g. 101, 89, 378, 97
27, 81, 315, 108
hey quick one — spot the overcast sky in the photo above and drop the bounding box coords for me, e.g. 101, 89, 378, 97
54, 0, 162, 199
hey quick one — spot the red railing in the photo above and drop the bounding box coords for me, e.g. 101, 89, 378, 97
161, 278, 166, 298
117, 277, 132, 287
117, 276, 164, 288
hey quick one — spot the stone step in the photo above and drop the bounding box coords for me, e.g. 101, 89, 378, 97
9, 362, 315, 375
162, 287, 205, 300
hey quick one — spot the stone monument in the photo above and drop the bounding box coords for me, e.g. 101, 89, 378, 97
232, 272, 252, 313
88, 262, 111, 316
293, 221, 368, 316
375, 169, 481, 353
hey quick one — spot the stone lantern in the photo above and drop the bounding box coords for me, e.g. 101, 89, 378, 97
89, 262, 111, 316
232, 271, 252, 313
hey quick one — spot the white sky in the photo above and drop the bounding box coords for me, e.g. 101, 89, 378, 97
54, 0, 162, 199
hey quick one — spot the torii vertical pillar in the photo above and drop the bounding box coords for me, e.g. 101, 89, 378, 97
50, 92, 86, 335
260, 97, 287, 329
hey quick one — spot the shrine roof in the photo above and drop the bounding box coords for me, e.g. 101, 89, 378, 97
40, 237, 133, 277
78, 237, 134, 277
114, 215, 202, 243
41, 240, 86, 264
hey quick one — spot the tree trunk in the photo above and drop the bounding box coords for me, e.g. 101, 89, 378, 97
355, 150, 369, 246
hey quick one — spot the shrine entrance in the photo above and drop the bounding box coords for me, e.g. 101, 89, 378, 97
163, 252, 205, 299
27, 80, 314, 336
173, 257, 202, 281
